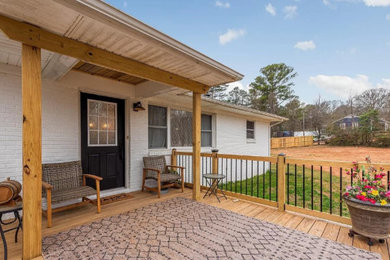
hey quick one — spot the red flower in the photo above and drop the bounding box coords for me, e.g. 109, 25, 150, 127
369, 199, 376, 204
364, 185, 371, 189
344, 192, 350, 196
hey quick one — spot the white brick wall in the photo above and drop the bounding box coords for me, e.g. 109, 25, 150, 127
0, 70, 80, 184
0, 65, 272, 194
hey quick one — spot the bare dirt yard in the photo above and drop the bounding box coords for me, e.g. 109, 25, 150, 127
272, 145, 390, 163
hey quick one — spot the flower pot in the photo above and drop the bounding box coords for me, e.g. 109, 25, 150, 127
344, 196, 390, 244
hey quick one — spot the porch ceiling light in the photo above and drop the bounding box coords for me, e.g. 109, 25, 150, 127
133, 102, 146, 112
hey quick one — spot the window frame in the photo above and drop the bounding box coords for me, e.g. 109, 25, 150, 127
246, 120, 255, 141
148, 104, 214, 149
87, 99, 118, 147
148, 105, 168, 149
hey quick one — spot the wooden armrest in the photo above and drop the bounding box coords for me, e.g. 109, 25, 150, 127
42, 181, 53, 190
166, 165, 185, 169
83, 174, 103, 181
143, 168, 161, 173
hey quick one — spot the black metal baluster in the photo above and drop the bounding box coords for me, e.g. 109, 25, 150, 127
294, 164, 297, 206
340, 167, 343, 216
269, 161, 272, 200
388, 171, 390, 190
287, 164, 290, 205
235, 159, 238, 193
251, 161, 254, 197
303, 165, 305, 208
246, 160, 248, 195
311, 165, 314, 210
275, 162, 278, 202
350, 168, 353, 186
262, 161, 265, 199
320, 166, 323, 212
225, 158, 228, 191
240, 160, 243, 194
330, 167, 333, 214
257, 161, 260, 198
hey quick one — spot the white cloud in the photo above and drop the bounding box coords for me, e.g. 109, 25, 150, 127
309, 74, 390, 99
215, 1, 230, 8
377, 78, 390, 89
364, 0, 390, 6
386, 13, 390, 20
284, 5, 298, 19
323, 0, 331, 5
294, 40, 316, 51
226, 81, 249, 91
265, 3, 276, 16
219, 29, 246, 45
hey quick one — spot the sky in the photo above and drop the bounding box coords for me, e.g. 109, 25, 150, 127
106, 0, 390, 104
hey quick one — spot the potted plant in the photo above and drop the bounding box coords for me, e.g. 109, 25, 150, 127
343, 156, 390, 245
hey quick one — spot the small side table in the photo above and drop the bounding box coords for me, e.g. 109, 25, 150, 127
203, 174, 227, 202
0, 201, 23, 260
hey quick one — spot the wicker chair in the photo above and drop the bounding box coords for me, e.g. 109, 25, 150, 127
42, 161, 102, 228
142, 156, 185, 198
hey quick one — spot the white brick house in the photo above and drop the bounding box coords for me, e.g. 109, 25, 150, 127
0, 63, 285, 193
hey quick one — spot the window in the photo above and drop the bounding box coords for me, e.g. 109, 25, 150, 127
148, 105, 167, 148
201, 115, 212, 147
171, 109, 193, 147
88, 99, 117, 146
246, 120, 255, 139
169, 109, 213, 147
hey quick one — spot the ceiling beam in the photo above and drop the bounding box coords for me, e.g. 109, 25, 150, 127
0, 15, 210, 94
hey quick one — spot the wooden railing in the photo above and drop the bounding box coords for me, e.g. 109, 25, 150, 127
271, 136, 313, 149
172, 149, 390, 225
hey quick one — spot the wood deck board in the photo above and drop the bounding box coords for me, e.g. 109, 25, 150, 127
1, 188, 386, 259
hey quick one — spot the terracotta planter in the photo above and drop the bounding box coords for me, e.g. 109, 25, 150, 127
344, 196, 390, 245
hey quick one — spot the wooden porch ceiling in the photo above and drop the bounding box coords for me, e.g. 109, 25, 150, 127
72, 61, 147, 85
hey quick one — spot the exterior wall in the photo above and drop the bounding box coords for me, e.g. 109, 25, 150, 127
0, 64, 272, 194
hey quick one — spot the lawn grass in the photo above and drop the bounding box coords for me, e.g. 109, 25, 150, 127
219, 163, 350, 217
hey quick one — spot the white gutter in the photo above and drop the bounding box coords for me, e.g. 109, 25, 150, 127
54, 0, 244, 82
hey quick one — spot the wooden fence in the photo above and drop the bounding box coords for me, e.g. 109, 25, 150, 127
173, 149, 390, 226
271, 136, 313, 149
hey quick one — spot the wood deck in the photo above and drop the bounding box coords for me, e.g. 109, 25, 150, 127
2, 188, 389, 259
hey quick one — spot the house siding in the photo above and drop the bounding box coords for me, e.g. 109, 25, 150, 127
0, 65, 272, 194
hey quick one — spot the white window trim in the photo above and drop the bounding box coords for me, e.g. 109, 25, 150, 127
246, 120, 255, 142
148, 104, 215, 150
87, 99, 118, 147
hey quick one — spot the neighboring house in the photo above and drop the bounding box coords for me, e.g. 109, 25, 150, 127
333, 114, 389, 131
0, 1, 285, 197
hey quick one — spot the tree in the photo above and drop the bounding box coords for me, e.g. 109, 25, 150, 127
205, 84, 228, 100
359, 109, 380, 145
279, 98, 303, 133
305, 96, 331, 144
355, 88, 390, 113
227, 87, 250, 106
249, 63, 297, 114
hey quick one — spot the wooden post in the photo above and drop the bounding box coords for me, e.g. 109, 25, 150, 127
171, 148, 177, 166
22, 44, 42, 259
277, 153, 286, 212
211, 149, 218, 174
192, 92, 201, 201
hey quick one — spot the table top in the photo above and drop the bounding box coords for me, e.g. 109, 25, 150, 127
0, 201, 22, 214
203, 174, 226, 179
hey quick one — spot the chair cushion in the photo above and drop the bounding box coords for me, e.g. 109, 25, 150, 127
146, 173, 181, 183
51, 186, 96, 204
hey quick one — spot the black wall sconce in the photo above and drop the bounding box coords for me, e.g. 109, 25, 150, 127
133, 102, 146, 112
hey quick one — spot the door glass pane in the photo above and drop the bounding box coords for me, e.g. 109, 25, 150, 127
88, 99, 117, 146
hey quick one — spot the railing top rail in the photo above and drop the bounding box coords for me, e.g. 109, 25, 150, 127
285, 157, 390, 170
175, 151, 277, 163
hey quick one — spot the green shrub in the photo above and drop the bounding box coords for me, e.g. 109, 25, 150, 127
328, 132, 360, 146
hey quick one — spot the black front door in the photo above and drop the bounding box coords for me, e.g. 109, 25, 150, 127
81, 93, 125, 190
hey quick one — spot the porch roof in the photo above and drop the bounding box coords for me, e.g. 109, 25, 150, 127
0, 0, 243, 89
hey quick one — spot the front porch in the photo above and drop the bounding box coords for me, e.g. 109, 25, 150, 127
2, 188, 388, 259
